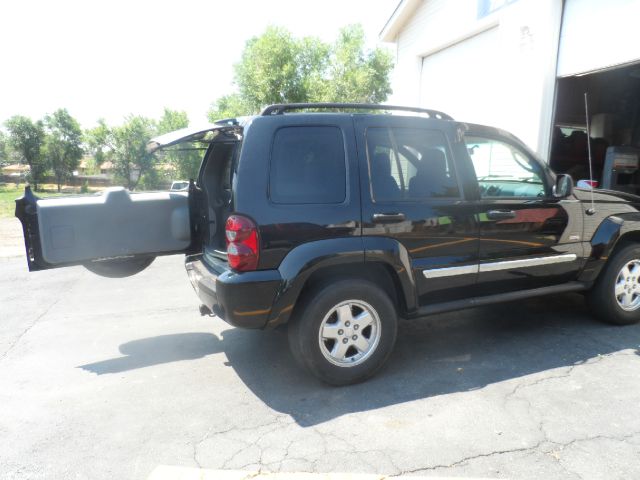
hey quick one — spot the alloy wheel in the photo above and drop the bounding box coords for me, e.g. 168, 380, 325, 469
614, 259, 640, 311
317, 300, 382, 367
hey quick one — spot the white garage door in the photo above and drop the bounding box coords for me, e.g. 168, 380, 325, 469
557, 0, 640, 77
420, 27, 503, 129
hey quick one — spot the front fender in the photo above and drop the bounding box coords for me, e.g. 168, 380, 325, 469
579, 213, 640, 283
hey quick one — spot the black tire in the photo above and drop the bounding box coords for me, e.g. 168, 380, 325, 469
83, 256, 155, 278
288, 279, 398, 385
587, 243, 640, 325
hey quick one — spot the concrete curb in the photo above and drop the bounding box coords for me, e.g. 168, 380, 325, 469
148, 465, 499, 480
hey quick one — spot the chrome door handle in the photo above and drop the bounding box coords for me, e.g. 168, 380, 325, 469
372, 213, 406, 224
486, 209, 517, 220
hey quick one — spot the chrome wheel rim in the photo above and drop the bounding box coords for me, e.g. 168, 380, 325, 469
317, 300, 381, 367
615, 260, 640, 311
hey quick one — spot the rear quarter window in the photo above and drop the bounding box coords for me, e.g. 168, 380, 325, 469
269, 126, 347, 204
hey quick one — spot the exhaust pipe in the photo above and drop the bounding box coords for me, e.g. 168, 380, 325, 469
198, 304, 213, 316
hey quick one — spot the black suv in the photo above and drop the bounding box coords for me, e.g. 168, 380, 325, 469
15, 103, 640, 385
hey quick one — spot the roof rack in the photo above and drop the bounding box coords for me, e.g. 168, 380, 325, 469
260, 103, 453, 120
214, 118, 240, 126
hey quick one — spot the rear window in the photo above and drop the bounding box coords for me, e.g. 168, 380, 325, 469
270, 126, 346, 204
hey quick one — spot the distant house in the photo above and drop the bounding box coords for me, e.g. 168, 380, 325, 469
76, 156, 93, 175
99, 161, 114, 176
1, 163, 29, 177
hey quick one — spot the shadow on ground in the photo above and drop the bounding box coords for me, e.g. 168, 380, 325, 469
79, 332, 223, 374
80, 293, 640, 426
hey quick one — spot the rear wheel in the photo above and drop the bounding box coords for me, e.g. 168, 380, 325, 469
588, 243, 640, 325
288, 279, 398, 385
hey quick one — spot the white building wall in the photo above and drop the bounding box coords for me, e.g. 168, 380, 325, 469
386, 0, 563, 158
389, 0, 480, 106
558, 0, 640, 77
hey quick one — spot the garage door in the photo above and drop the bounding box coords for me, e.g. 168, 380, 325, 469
420, 26, 502, 128
557, 0, 640, 77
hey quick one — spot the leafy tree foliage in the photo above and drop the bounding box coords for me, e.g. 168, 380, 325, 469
322, 25, 394, 103
156, 108, 189, 135
209, 94, 252, 121
156, 108, 201, 181
6, 108, 203, 191
4, 116, 47, 190
44, 109, 84, 192
81, 109, 200, 190
84, 119, 112, 167
208, 24, 393, 120
0, 131, 9, 164
110, 115, 156, 190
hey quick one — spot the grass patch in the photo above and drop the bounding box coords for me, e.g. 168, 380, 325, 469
0, 183, 102, 218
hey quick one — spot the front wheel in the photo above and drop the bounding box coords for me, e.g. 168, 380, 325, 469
588, 243, 640, 325
288, 280, 398, 385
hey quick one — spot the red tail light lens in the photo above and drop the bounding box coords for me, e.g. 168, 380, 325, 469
225, 215, 259, 271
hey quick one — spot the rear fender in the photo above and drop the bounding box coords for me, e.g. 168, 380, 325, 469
266, 237, 364, 327
266, 236, 418, 327
362, 236, 418, 313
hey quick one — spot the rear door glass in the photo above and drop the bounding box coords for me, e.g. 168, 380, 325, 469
366, 127, 459, 201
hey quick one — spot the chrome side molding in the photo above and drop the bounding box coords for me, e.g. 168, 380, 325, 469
479, 254, 577, 272
423, 264, 478, 279
423, 253, 578, 278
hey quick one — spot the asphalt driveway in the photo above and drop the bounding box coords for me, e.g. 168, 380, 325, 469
1, 246, 639, 479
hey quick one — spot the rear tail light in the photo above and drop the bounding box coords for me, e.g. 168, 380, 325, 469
225, 215, 259, 271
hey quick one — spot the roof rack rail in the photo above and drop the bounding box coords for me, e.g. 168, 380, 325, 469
214, 118, 240, 126
260, 103, 453, 120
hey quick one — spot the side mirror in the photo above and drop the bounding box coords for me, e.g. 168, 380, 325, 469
553, 174, 574, 198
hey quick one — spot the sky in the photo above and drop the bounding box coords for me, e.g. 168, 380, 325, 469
0, 0, 399, 129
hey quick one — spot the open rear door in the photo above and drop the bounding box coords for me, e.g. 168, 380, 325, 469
15, 122, 243, 276
15, 186, 193, 275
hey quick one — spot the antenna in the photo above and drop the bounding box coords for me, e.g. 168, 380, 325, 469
584, 92, 596, 215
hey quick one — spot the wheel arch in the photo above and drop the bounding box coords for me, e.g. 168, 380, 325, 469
265, 236, 417, 328
580, 213, 640, 283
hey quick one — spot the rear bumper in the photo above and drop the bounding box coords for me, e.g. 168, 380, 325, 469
185, 254, 282, 329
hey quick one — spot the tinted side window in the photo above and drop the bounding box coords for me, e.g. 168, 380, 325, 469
464, 135, 546, 198
366, 127, 459, 201
270, 126, 346, 204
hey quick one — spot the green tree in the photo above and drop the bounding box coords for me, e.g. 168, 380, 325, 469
209, 94, 251, 120
84, 118, 112, 167
156, 107, 202, 180
44, 109, 84, 192
111, 115, 156, 190
0, 131, 9, 164
4, 116, 47, 190
208, 24, 393, 120
156, 107, 188, 135
322, 24, 393, 103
